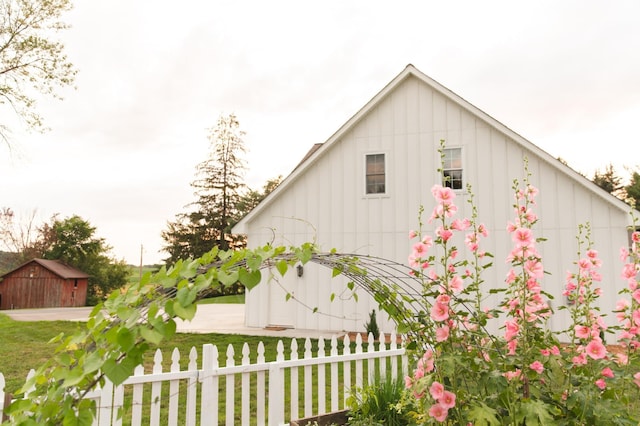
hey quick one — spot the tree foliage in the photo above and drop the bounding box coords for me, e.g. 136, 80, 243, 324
592, 163, 624, 195
0, 0, 77, 143
39, 214, 128, 305
161, 114, 281, 266
625, 169, 640, 209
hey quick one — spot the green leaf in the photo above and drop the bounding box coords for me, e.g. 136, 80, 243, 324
239, 268, 261, 290
330, 293, 336, 302
467, 402, 500, 426
117, 327, 135, 351
103, 355, 138, 386
276, 260, 288, 276
173, 301, 197, 321
218, 270, 239, 287
83, 350, 104, 375
516, 399, 556, 426
285, 292, 292, 301
139, 327, 164, 345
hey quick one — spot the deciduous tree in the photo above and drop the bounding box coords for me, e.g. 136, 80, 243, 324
0, 0, 77, 144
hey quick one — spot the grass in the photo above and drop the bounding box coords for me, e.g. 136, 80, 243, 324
0, 313, 385, 424
197, 293, 245, 304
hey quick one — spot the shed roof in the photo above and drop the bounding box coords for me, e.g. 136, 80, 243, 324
233, 64, 636, 234
0, 258, 90, 279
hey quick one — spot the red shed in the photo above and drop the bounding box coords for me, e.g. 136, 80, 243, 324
0, 259, 89, 309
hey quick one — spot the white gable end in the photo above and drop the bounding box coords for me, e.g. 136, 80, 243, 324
236, 65, 635, 337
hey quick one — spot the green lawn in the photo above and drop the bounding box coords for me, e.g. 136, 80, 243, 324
0, 313, 370, 424
197, 293, 245, 304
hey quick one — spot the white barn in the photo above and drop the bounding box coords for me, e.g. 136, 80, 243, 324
233, 64, 636, 337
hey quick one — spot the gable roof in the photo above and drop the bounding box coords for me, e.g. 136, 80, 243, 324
0, 258, 90, 279
233, 64, 635, 234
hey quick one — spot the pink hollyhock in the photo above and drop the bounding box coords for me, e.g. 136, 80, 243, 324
503, 369, 521, 381
408, 230, 417, 239
439, 391, 456, 409
572, 352, 587, 366
525, 259, 544, 278
437, 227, 453, 242
504, 320, 519, 341
530, 360, 544, 374
436, 294, 451, 304
431, 302, 449, 322
601, 367, 614, 378
429, 381, 445, 400
633, 290, 640, 304
634, 372, 640, 388
595, 379, 607, 390
585, 339, 607, 360
633, 309, 640, 326
512, 227, 534, 247
412, 241, 430, 257
449, 275, 463, 292
507, 339, 518, 355
435, 325, 450, 342
622, 263, 637, 280
428, 403, 449, 422
574, 325, 592, 339
404, 375, 413, 388
422, 234, 434, 246
431, 185, 456, 205
620, 247, 630, 262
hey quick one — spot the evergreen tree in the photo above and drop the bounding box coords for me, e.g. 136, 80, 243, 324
592, 163, 624, 196
625, 170, 640, 209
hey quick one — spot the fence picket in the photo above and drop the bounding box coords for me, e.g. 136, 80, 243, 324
164, 348, 180, 425
200, 344, 217, 426
130, 365, 144, 425
149, 350, 163, 425
317, 338, 326, 415
342, 335, 351, 406
303, 338, 313, 418
289, 338, 298, 420
330, 335, 339, 412
241, 343, 251, 426
256, 342, 266, 425
355, 333, 363, 390
185, 347, 198, 426
225, 344, 235, 426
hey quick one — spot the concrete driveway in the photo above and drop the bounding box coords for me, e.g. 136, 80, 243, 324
2, 304, 339, 340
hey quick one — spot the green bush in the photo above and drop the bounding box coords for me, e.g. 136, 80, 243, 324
346, 374, 411, 426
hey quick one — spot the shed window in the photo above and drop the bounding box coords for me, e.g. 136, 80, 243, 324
442, 148, 463, 190
365, 153, 386, 194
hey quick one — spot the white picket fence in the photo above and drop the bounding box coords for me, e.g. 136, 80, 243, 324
1, 332, 407, 426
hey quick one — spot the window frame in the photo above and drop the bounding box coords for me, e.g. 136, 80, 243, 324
364, 152, 387, 196
442, 147, 464, 191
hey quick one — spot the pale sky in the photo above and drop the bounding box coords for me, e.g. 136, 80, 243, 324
1, 0, 639, 265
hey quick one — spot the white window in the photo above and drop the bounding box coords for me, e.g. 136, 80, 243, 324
442, 148, 463, 190
365, 153, 386, 194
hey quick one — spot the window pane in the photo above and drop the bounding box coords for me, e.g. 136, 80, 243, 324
366, 154, 385, 194
442, 148, 462, 189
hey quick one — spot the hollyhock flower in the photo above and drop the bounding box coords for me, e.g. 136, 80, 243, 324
633, 309, 640, 326
530, 360, 544, 374
439, 391, 456, 409
622, 263, 637, 280
585, 339, 607, 360
633, 290, 640, 304
505, 320, 519, 341
633, 232, 640, 243
404, 375, 413, 388
437, 227, 453, 242
422, 235, 434, 247
449, 275, 463, 292
507, 339, 518, 355
601, 367, 614, 378
575, 325, 591, 339
436, 294, 450, 304
413, 241, 431, 257
431, 184, 456, 205
413, 366, 425, 380
431, 302, 449, 321
435, 325, 450, 342
451, 218, 471, 231
408, 230, 417, 239
429, 381, 445, 400
512, 227, 534, 247
595, 379, 607, 390
506, 269, 517, 284
428, 403, 448, 422
525, 260, 544, 278
572, 352, 587, 366
503, 369, 521, 381
633, 372, 640, 388
616, 353, 628, 366
449, 249, 458, 260
620, 247, 630, 262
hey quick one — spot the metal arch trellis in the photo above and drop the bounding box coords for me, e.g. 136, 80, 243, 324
202, 252, 436, 346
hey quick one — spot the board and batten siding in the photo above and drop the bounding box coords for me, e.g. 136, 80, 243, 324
242, 71, 633, 338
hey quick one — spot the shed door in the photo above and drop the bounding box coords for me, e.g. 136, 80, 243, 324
268, 274, 295, 327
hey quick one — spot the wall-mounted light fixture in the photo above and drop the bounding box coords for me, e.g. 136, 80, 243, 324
296, 264, 304, 277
